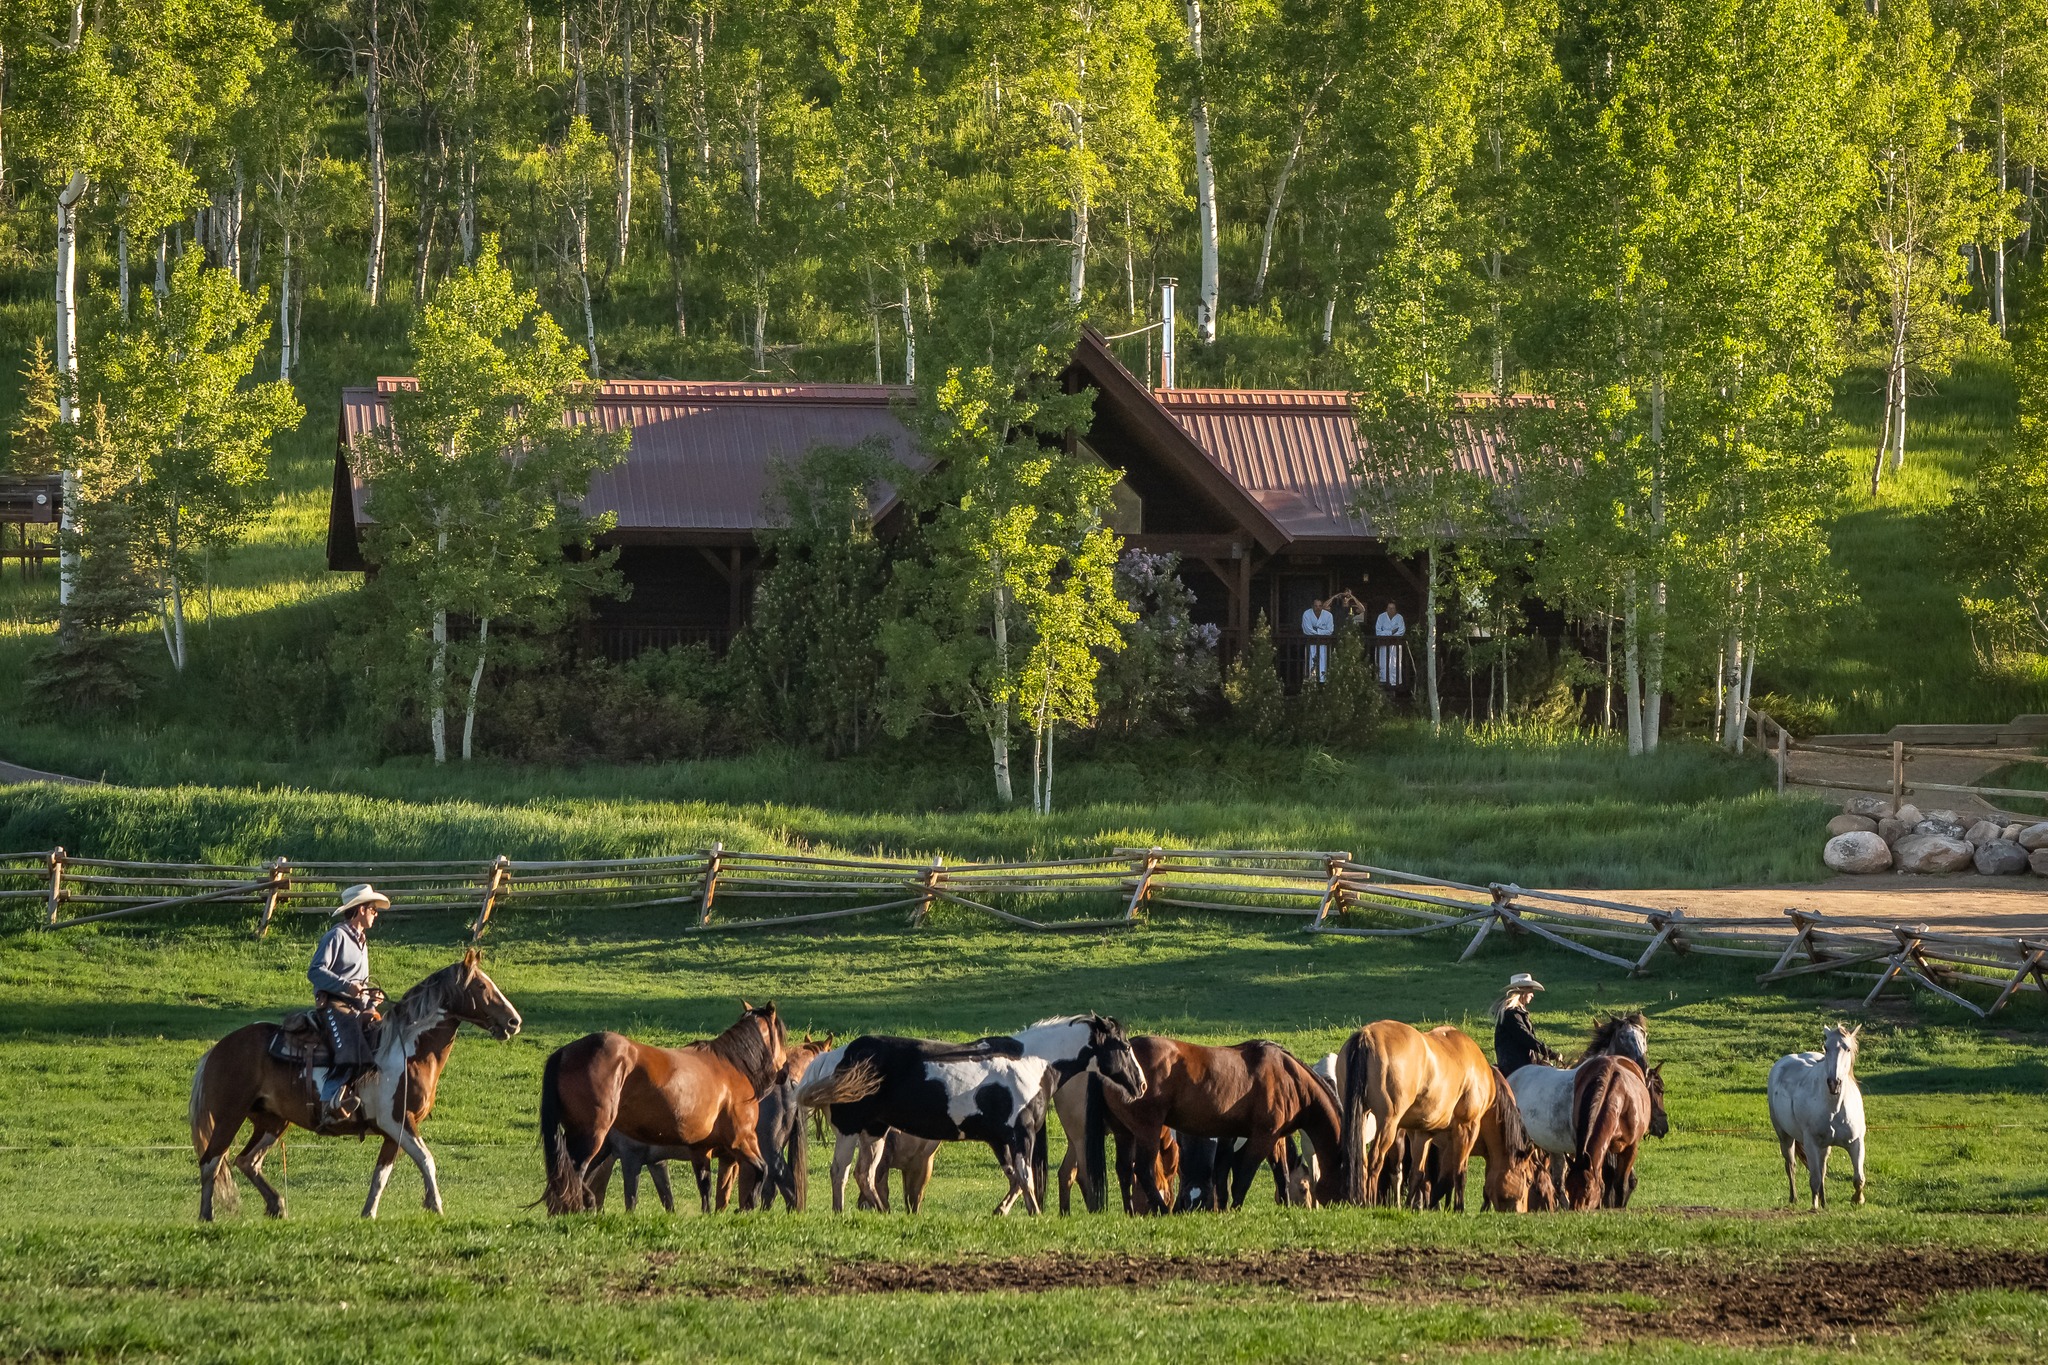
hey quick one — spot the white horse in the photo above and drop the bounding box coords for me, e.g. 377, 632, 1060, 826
1767, 1024, 1866, 1211
1506, 1014, 1652, 1170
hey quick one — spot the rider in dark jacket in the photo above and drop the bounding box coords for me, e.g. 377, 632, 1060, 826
309, 884, 389, 1126
1491, 972, 1562, 1075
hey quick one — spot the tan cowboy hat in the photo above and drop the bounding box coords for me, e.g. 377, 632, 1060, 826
1506, 972, 1544, 992
333, 884, 391, 917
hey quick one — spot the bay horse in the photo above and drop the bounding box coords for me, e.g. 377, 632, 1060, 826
1338, 1020, 1538, 1211
1563, 1055, 1662, 1210
1509, 1013, 1665, 1208
1102, 1036, 1344, 1213
188, 950, 523, 1220
588, 1031, 830, 1213
798, 1015, 1145, 1215
539, 1002, 786, 1214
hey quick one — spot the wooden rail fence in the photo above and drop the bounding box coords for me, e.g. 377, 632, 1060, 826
1748, 707, 2048, 815
6, 843, 2046, 1018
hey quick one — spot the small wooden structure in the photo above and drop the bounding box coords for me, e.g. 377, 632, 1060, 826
0, 475, 61, 580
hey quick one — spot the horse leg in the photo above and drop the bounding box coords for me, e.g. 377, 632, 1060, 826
692, 1159, 713, 1213
585, 1152, 616, 1211
1776, 1129, 1798, 1205
234, 1121, 288, 1218
386, 1123, 444, 1215
1848, 1134, 1867, 1206
1368, 1122, 1406, 1208
1803, 1138, 1830, 1211
1133, 1132, 1171, 1215
831, 1132, 859, 1213
1609, 1143, 1640, 1210
1231, 1129, 1279, 1210
196, 1116, 244, 1223
906, 1148, 936, 1214
1059, 1140, 1079, 1215
361, 1137, 401, 1218
648, 1160, 677, 1214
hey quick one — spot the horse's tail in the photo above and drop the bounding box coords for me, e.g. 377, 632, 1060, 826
1491, 1066, 1531, 1163
1340, 1031, 1378, 1205
785, 1095, 809, 1212
539, 1048, 588, 1215
1568, 1060, 1618, 1209
1082, 1071, 1108, 1213
189, 1048, 239, 1215
797, 1057, 882, 1110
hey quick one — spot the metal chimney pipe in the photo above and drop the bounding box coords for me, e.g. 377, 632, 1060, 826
1159, 278, 1177, 390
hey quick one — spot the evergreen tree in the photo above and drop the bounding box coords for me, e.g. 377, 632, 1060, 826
8, 340, 62, 477
1223, 611, 1287, 740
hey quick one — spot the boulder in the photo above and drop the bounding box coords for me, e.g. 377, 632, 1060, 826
1845, 796, 1894, 819
1974, 840, 2032, 876
2034, 849, 2048, 877
1824, 832, 1893, 874
1965, 819, 2003, 846
1828, 813, 1879, 836
2018, 823, 2048, 851
2004, 823, 2027, 841
1893, 834, 1976, 874
1877, 817, 1912, 844
1914, 815, 1968, 840
1895, 803, 1924, 828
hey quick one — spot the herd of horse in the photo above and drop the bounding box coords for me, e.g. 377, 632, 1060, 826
185, 951, 1871, 1220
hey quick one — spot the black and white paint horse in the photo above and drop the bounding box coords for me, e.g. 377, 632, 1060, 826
798, 1015, 1147, 1215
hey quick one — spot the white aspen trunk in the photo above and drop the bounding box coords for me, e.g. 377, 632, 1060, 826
462, 617, 491, 760
1871, 361, 1896, 496
1043, 711, 1054, 814
1030, 693, 1045, 815
458, 151, 477, 262
365, 0, 387, 303
1891, 368, 1909, 473
155, 231, 168, 300
523, 7, 533, 75
1995, 99, 2008, 335
653, 46, 684, 337
1253, 115, 1310, 302
576, 210, 599, 375
902, 282, 916, 383
164, 509, 187, 671
1643, 367, 1666, 754
431, 607, 449, 764
1321, 296, 1336, 346
1736, 647, 1756, 755
1424, 545, 1441, 731
990, 575, 1014, 804
1602, 608, 1614, 730
753, 270, 767, 371
615, 15, 634, 268
870, 295, 885, 384
117, 221, 130, 318
1622, 576, 1643, 756
1069, 197, 1089, 306
1713, 645, 1725, 740
229, 163, 245, 283
572, 15, 588, 116
1185, 0, 1218, 343
55, 170, 87, 608
279, 227, 294, 380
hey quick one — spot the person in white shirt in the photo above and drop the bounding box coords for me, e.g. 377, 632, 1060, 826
1301, 598, 1336, 682
1374, 600, 1407, 686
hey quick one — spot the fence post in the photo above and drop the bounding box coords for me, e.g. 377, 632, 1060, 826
1891, 740, 1906, 810
911, 855, 943, 926
1775, 725, 1786, 796
44, 847, 66, 928
1314, 853, 1350, 928
1124, 847, 1161, 922
698, 842, 723, 928
255, 856, 291, 939
470, 855, 511, 943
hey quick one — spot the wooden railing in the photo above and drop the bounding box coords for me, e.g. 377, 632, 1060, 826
1748, 705, 2048, 815
8, 843, 2045, 1017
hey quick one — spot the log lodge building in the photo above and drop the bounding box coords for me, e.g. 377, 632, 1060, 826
329, 329, 1518, 687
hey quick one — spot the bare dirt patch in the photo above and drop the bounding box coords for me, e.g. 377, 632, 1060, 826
756, 1246, 2048, 1344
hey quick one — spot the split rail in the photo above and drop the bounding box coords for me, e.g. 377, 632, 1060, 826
6, 843, 2047, 1018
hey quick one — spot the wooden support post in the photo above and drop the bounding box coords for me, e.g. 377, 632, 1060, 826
1763, 911, 1816, 980
1633, 910, 1678, 975
255, 856, 291, 939
1313, 852, 1350, 928
1461, 885, 1516, 961
1862, 933, 1913, 1009
1124, 847, 1161, 922
1775, 726, 1786, 796
44, 847, 66, 928
470, 855, 511, 943
698, 842, 722, 928
911, 856, 943, 927
1891, 740, 1905, 810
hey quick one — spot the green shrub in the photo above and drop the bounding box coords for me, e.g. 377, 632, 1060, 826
1223, 612, 1287, 741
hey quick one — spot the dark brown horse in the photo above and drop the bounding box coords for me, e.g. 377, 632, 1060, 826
540, 1002, 786, 1213
1563, 1055, 1661, 1211
188, 951, 523, 1220
1339, 1021, 1539, 1212
1103, 1037, 1344, 1213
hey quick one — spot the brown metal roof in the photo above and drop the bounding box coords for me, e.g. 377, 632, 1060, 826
336, 378, 921, 539
1154, 388, 1523, 541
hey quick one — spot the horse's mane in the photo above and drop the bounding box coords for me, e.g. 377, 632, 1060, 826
1026, 1014, 1097, 1030
706, 1008, 783, 1089
387, 959, 474, 1036
1579, 1011, 1648, 1062
1491, 1066, 1532, 1162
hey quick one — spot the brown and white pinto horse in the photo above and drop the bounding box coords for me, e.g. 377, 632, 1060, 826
187, 951, 523, 1221
1103, 1036, 1344, 1213
539, 1002, 786, 1214
1338, 1020, 1539, 1211
1562, 1055, 1662, 1211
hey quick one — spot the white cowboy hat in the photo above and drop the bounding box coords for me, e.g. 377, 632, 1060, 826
1505, 972, 1544, 992
333, 884, 391, 917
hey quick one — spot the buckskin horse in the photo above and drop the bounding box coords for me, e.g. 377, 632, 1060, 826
539, 1002, 786, 1214
798, 1015, 1146, 1215
1338, 1020, 1539, 1211
1102, 1036, 1345, 1213
187, 950, 523, 1220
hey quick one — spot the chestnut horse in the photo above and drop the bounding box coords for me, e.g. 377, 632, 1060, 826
1563, 1055, 1662, 1211
1339, 1020, 1538, 1211
539, 1002, 786, 1214
188, 950, 523, 1220
1103, 1037, 1344, 1213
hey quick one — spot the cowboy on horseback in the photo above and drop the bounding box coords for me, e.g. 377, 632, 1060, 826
308, 884, 389, 1128
1490, 972, 1561, 1075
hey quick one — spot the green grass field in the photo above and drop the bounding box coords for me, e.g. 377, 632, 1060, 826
6, 905, 2048, 1361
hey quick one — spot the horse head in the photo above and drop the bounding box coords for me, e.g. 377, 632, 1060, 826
1644, 1061, 1669, 1138
1822, 1024, 1859, 1097
1483, 1066, 1538, 1212
450, 949, 522, 1040
734, 1001, 789, 1087
1588, 1012, 1649, 1067
1085, 1015, 1148, 1100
